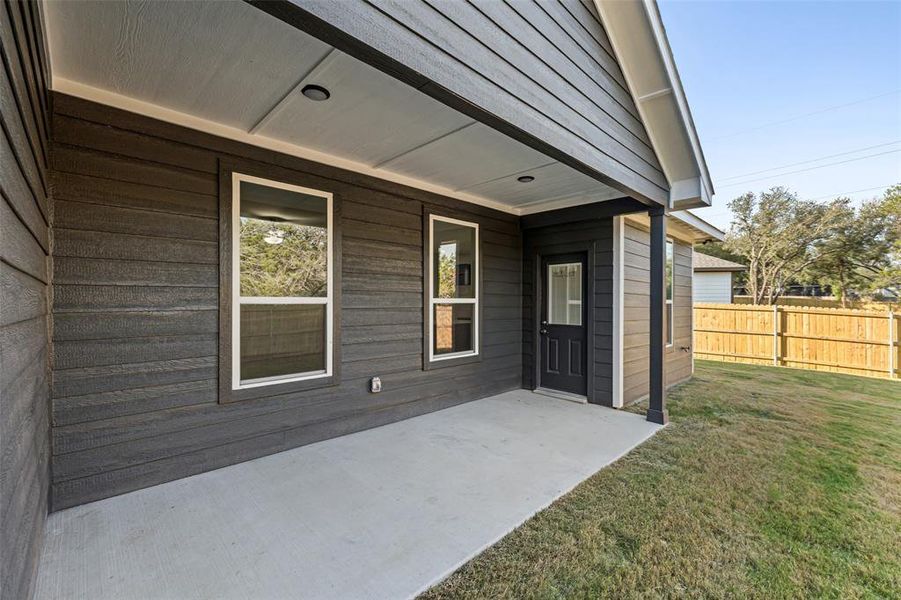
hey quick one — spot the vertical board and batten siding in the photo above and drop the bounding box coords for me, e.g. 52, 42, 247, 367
523, 220, 614, 405
622, 222, 693, 404
0, 1, 52, 598
48, 93, 523, 510
256, 0, 667, 205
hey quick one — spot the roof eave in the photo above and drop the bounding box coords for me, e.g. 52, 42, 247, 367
593, 0, 714, 210
671, 209, 725, 242
694, 266, 747, 273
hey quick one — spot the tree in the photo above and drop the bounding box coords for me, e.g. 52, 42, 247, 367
805, 185, 900, 306
724, 187, 845, 305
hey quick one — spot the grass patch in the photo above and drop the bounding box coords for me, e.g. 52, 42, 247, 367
422, 361, 901, 599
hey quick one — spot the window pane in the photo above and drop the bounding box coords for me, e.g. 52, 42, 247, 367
666, 302, 673, 346
433, 220, 476, 299
548, 263, 581, 325
666, 241, 674, 301
434, 303, 474, 355
240, 304, 325, 382
240, 180, 327, 297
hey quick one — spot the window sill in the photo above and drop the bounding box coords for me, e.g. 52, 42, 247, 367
424, 352, 482, 371
220, 374, 340, 404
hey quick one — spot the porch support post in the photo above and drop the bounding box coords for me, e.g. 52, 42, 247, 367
647, 205, 668, 425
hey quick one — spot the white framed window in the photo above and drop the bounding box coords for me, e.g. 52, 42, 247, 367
231, 173, 333, 390
666, 239, 674, 347
428, 214, 479, 362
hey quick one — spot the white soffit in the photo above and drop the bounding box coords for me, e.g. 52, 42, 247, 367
42, 0, 625, 216
624, 210, 724, 243
593, 0, 714, 210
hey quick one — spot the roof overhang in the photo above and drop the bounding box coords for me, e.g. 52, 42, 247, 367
624, 209, 724, 244
593, 0, 714, 210
694, 266, 746, 273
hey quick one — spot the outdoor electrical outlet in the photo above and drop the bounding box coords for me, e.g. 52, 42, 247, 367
370, 377, 382, 393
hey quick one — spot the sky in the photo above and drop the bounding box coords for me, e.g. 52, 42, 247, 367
657, 0, 901, 231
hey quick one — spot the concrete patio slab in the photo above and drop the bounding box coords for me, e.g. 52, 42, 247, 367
35, 390, 661, 600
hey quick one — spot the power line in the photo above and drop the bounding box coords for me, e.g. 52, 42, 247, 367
709, 90, 901, 141
717, 149, 901, 189
806, 183, 896, 202
697, 182, 897, 217
718, 140, 901, 181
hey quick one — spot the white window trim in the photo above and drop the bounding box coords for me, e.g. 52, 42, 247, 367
428, 214, 479, 363
666, 238, 674, 348
231, 172, 334, 390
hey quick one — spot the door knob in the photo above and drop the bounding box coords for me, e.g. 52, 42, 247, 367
539, 328, 548, 335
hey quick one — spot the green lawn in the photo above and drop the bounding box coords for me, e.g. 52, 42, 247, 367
423, 361, 901, 599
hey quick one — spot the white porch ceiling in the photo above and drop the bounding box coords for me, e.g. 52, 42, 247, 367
42, 0, 624, 215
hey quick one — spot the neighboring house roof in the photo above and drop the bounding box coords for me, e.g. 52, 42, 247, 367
693, 253, 747, 272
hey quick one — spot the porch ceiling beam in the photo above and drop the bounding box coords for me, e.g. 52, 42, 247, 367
520, 197, 646, 230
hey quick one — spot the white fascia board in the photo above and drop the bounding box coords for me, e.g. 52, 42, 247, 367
593, 0, 714, 208
623, 210, 724, 243
670, 210, 725, 242
670, 176, 712, 210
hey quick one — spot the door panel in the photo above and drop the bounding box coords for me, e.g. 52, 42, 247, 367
539, 253, 588, 395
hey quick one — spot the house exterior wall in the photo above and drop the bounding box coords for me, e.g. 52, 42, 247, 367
522, 219, 614, 405
621, 220, 693, 404
693, 271, 733, 303
256, 0, 668, 205
0, 1, 52, 598
48, 93, 523, 510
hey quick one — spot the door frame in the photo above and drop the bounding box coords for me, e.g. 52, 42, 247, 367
530, 241, 597, 403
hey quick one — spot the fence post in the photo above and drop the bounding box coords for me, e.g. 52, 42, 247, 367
890, 311, 896, 379
772, 305, 780, 366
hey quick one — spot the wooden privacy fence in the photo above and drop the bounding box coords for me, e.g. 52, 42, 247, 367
693, 303, 900, 380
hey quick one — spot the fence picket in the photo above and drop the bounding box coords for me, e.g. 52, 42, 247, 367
693, 303, 901, 380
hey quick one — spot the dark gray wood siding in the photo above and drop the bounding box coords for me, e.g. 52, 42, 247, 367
523, 219, 614, 406
253, 0, 667, 205
48, 93, 523, 510
622, 220, 693, 404
1, 1, 52, 598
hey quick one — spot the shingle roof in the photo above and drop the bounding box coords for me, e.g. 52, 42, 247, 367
693, 252, 747, 272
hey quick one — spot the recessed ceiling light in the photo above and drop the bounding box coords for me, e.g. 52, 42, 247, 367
301, 84, 330, 101
517, 175, 535, 183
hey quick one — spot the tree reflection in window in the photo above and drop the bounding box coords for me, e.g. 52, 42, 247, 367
437, 242, 457, 298
240, 218, 327, 298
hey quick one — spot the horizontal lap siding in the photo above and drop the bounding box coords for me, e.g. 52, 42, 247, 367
1, 1, 51, 598
270, 0, 666, 204
522, 219, 613, 405
49, 94, 523, 510
622, 223, 693, 404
